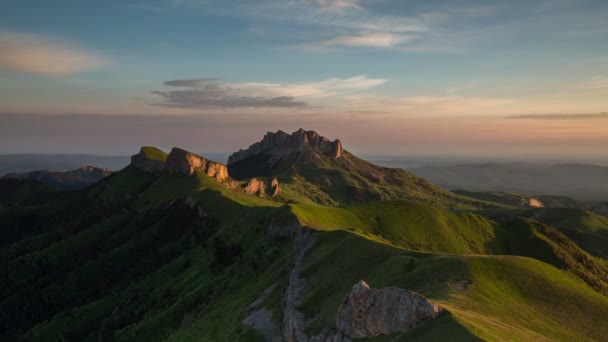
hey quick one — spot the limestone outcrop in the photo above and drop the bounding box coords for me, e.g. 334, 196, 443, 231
336, 281, 442, 338
244, 177, 280, 197
131, 146, 229, 182
131, 147, 165, 173
228, 128, 343, 165
164, 148, 228, 181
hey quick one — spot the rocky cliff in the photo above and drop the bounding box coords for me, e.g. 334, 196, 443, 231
164, 148, 228, 181
228, 129, 343, 165
336, 281, 442, 338
131, 146, 228, 182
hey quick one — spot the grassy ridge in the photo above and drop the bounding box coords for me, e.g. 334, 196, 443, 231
299, 230, 608, 341
291, 201, 608, 294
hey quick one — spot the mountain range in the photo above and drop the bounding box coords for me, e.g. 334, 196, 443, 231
1, 129, 607, 341
408, 162, 608, 200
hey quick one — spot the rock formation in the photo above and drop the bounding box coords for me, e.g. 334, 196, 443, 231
131, 146, 229, 182
131, 147, 165, 173
228, 129, 343, 165
529, 198, 544, 208
164, 148, 228, 181
244, 177, 281, 197
336, 281, 442, 338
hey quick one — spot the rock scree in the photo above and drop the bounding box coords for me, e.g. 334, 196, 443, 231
227, 128, 343, 165
336, 281, 442, 338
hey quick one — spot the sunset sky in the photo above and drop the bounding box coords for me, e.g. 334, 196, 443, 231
1, 0, 607, 158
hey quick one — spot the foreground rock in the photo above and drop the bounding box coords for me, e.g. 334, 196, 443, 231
228, 128, 343, 165
336, 281, 442, 338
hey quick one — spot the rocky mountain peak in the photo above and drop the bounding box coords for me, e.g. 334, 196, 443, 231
227, 128, 343, 165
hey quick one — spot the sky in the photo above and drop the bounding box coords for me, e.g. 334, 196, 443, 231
0, 0, 607, 158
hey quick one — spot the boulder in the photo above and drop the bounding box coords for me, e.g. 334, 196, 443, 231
336, 281, 442, 338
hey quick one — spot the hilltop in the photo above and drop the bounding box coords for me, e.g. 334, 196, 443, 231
228, 129, 499, 209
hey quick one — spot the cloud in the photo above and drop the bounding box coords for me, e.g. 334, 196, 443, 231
506, 113, 608, 120
322, 33, 410, 48
151, 84, 308, 109
163, 78, 220, 87
152, 76, 385, 109
314, 0, 361, 12
0, 32, 109, 75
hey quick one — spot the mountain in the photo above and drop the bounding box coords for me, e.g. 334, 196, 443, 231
227, 129, 500, 210
409, 162, 608, 200
1, 166, 113, 189
0, 154, 129, 175
2, 130, 608, 341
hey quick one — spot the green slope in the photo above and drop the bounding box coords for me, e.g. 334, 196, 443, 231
2, 150, 608, 341
229, 150, 504, 210
290, 201, 608, 295
298, 230, 608, 341
520, 208, 608, 259
1, 166, 290, 341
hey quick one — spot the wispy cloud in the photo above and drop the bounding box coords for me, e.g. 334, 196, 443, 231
322, 32, 410, 48
506, 113, 608, 120
152, 79, 308, 109
0, 32, 109, 75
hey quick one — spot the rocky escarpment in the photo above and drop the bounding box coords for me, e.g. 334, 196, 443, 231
336, 281, 442, 338
131, 147, 228, 182
164, 148, 228, 181
244, 178, 281, 197
228, 129, 343, 165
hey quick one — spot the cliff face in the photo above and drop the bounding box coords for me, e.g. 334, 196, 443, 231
336, 281, 442, 338
131, 147, 228, 182
164, 148, 228, 181
228, 128, 343, 165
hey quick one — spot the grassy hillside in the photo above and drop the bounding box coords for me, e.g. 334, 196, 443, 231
230, 150, 504, 210
298, 230, 608, 341
3, 150, 608, 341
520, 208, 608, 259
0, 166, 290, 341
290, 201, 608, 294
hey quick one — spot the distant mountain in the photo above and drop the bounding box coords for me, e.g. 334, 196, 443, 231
1, 166, 113, 189
409, 163, 608, 200
0, 154, 129, 175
